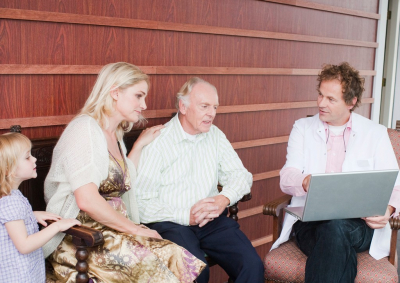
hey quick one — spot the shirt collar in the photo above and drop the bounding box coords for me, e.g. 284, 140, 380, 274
322, 113, 353, 134
171, 114, 207, 144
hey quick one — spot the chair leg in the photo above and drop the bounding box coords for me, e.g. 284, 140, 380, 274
73, 236, 90, 283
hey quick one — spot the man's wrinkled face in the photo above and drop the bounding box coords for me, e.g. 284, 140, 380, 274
179, 83, 219, 135
317, 79, 356, 126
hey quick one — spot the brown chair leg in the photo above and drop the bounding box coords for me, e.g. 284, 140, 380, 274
73, 237, 91, 283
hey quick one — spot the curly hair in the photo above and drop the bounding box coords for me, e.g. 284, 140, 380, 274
317, 62, 365, 112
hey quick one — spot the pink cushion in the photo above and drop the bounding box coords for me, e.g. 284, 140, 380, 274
264, 240, 398, 283
387, 129, 400, 167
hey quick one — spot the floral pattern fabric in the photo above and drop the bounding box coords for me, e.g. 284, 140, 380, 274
49, 152, 205, 282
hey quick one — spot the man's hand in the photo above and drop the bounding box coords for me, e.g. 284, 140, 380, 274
362, 205, 395, 229
302, 175, 311, 192
189, 198, 219, 227
212, 195, 230, 216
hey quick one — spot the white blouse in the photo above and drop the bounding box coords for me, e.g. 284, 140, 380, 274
43, 115, 140, 257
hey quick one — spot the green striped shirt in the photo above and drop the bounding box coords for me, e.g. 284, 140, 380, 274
135, 114, 252, 225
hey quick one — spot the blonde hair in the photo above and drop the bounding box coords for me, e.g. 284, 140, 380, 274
79, 62, 150, 140
0, 133, 32, 198
175, 77, 217, 110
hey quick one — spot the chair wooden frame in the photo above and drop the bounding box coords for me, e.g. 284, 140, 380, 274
11, 125, 251, 283
262, 123, 400, 282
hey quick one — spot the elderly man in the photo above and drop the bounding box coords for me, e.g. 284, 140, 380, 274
135, 77, 264, 283
272, 62, 400, 282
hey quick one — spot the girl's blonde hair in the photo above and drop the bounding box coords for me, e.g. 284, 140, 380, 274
79, 62, 150, 140
0, 133, 32, 198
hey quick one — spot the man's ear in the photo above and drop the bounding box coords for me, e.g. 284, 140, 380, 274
179, 99, 187, 115
348, 97, 357, 110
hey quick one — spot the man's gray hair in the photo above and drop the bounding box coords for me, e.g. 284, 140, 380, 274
175, 77, 217, 110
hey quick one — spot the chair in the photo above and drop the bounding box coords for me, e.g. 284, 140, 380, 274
11, 125, 250, 283
262, 123, 400, 283
8, 126, 104, 283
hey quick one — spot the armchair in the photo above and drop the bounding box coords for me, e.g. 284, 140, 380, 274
9, 126, 104, 283
262, 124, 400, 283
12, 126, 250, 283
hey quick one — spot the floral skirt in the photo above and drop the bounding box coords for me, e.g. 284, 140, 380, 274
48, 224, 205, 283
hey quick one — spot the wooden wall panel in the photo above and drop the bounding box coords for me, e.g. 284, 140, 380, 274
0, 19, 376, 69
240, 178, 282, 210
0, 0, 378, 42
304, 0, 379, 13
0, 0, 381, 281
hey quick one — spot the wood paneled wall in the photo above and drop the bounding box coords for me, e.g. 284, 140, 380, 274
0, 0, 380, 281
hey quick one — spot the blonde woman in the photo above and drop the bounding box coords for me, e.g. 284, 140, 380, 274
44, 62, 205, 282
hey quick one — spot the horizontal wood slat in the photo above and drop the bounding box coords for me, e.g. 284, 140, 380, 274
0, 8, 378, 48
252, 234, 273, 247
0, 64, 154, 75
258, 0, 380, 19
232, 136, 289, 149
253, 170, 281, 182
238, 205, 263, 219
0, 64, 377, 76
0, 99, 374, 130
0, 115, 75, 129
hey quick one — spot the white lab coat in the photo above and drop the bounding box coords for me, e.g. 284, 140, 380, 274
271, 113, 400, 260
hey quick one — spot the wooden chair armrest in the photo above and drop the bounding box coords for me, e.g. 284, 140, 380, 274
389, 216, 400, 265
389, 216, 400, 230
65, 225, 104, 247
46, 220, 104, 247
263, 194, 292, 217
262, 194, 292, 242
240, 192, 252, 202
228, 193, 252, 221
46, 220, 104, 282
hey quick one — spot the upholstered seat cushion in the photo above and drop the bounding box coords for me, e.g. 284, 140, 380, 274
264, 239, 398, 283
388, 129, 400, 167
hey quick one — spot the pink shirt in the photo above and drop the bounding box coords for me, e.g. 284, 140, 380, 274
280, 116, 400, 215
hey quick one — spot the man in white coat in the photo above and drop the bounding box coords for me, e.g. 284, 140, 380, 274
273, 62, 400, 282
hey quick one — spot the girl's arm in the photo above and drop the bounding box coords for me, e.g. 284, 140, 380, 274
74, 183, 161, 239
5, 218, 80, 254
127, 125, 164, 167
33, 211, 61, 226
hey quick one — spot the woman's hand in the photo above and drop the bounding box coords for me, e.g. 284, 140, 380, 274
33, 211, 62, 226
135, 125, 165, 148
134, 225, 163, 239
128, 124, 165, 167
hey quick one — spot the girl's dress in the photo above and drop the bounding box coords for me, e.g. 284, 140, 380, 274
48, 147, 205, 282
0, 190, 45, 283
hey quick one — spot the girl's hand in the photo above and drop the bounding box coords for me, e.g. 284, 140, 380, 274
52, 218, 82, 232
33, 211, 61, 226
136, 125, 165, 148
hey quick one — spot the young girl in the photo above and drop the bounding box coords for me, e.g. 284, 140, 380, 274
0, 133, 81, 283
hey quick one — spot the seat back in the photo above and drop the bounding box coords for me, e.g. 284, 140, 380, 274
387, 121, 400, 168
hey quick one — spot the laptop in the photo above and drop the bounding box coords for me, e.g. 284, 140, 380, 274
284, 170, 399, 222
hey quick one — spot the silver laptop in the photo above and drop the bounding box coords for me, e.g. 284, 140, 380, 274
285, 170, 399, 222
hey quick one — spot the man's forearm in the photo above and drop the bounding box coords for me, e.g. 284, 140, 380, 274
280, 167, 309, 196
